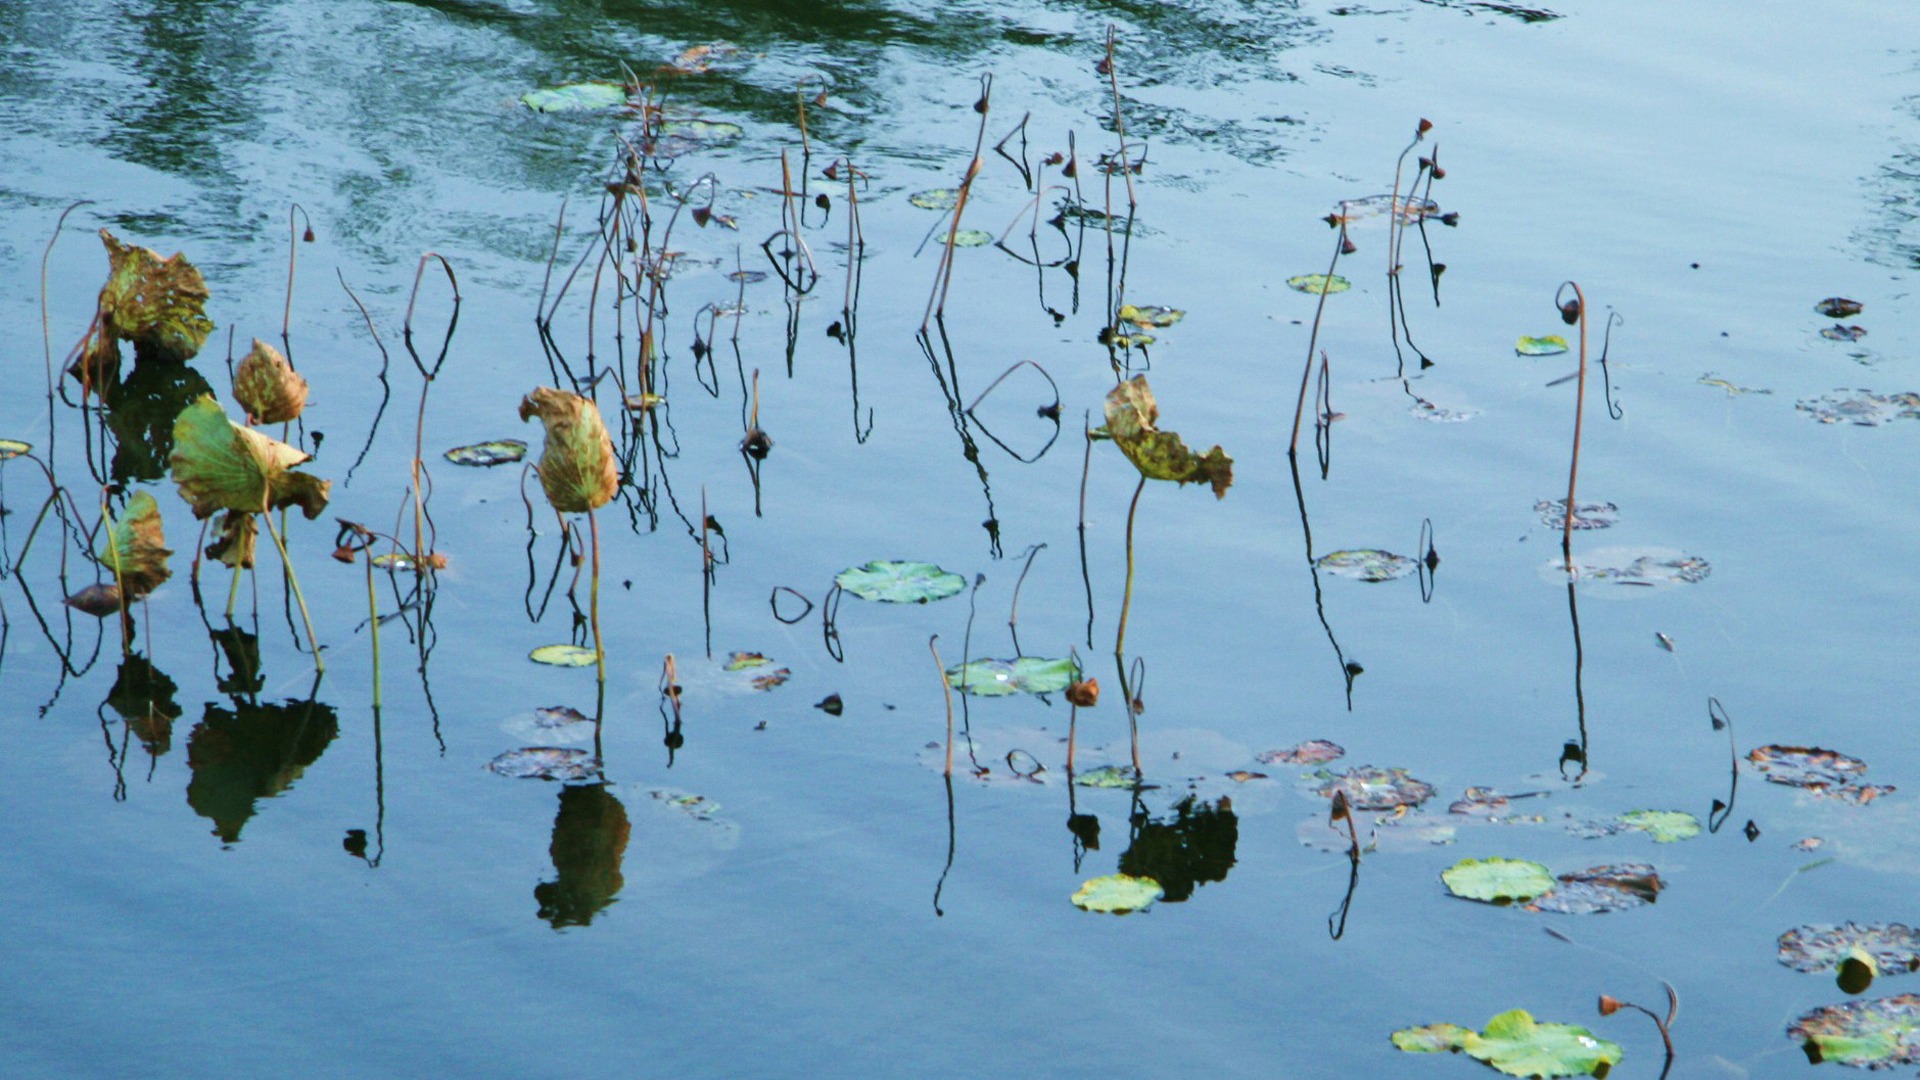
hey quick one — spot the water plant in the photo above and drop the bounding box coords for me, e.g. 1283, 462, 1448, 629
519, 387, 618, 685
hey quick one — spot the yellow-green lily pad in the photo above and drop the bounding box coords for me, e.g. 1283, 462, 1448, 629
1517, 335, 1569, 356
1287, 273, 1350, 295
521, 82, 630, 113
1391, 1009, 1623, 1078
530, 644, 600, 668
1791, 993, 1920, 1068
834, 560, 966, 604
1442, 857, 1554, 905
1071, 873, 1162, 914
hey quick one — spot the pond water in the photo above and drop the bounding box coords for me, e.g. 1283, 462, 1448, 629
5, 1, 1920, 1076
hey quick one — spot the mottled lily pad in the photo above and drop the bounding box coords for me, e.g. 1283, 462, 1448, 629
1071, 873, 1162, 914
946, 229, 992, 247
750, 668, 790, 691
486, 747, 601, 781
1528, 863, 1663, 914
834, 560, 966, 604
1258, 739, 1345, 766
1335, 193, 1439, 224
1409, 400, 1479, 423
530, 644, 600, 667
1393, 1023, 1475, 1053
909, 188, 960, 211
649, 119, 744, 157
1748, 745, 1892, 802
1287, 273, 1350, 295
1534, 499, 1617, 530
1516, 335, 1569, 356
444, 440, 527, 467
1550, 547, 1711, 589
96, 491, 171, 602
725, 651, 771, 671
1118, 304, 1184, 329
1817, 297, 1865, 319
0, 438, 30, 459
1790, 993, 1920, 1068
1315, 549, 1416, 582
1781, 923, 1920, 976
1797, 390, 1920, 427
1822, 324, 1869, 342
170, 395, 329, 520
1075, 765, 1138, 789
946, 656, 1079, 697
1318, 766, 1435, 811
521, 82, 630, 113
503, 706, 595, 746
1442, 857, 1554, 904
1391, 1010, 1622, 1078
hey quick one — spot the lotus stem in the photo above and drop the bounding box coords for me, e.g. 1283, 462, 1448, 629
931, 634, 954, 777
589, 507, 605, 686
1113, 475, 1145, 660
261, 509, 323, 674
1290, 210, 1348, 459
366, 546, 382, 710
1559, 281, 1589, 562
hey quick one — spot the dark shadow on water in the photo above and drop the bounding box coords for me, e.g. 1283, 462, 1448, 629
536, 782, 630, 929
1117, 792, 1237, 903
185, 679, 339, 844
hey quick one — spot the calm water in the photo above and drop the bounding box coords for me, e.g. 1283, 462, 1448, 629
5, 2, 1920, 1076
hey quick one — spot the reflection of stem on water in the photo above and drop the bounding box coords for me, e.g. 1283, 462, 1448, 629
1707, 697, 1737, 833
917, 318, 1001, 557
1005, 543, 1045, 658
1287, 454, 1360, 710
1077, 416, 1096, 649
1113, 475, 1146, 775
1065, 770, 1099, 873
956, 578, 986, 774
933, 772, 956, 918
1562, 576, 1589, 782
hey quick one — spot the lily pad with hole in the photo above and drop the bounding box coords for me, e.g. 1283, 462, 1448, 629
1528, 863, 1663, 914
1071, 873, 1162, 914
1535, 499, 1617, 530
1797, 390, 1920, 426
1318, 766, 1436, 811
1516, 335, 1569, 356
1781, 923, 1920, 976
521, 81, 630, 113
945, 657, 1079, 697
1315, 549, 1416, 582
170, 395, 329, 520
444, 440, 527, 467
909, 188, 960, 211
1103, 376, 1234, 497
486, 747, 601, 781
1547, 547, 1711, 589
834, 560, 966, 604
1258, 739, 1345, 766
530, 644, 599, 668
0, 438, 30, 459
1791, 993, 1920, 1068
1286, 273, 1350, 295
96, 491, 171, 602
1118, 304, 1184, 329
1442, 857, 1555, 904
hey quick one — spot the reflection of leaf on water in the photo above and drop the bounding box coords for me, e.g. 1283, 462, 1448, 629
443, 440, 527, 467
103, 359, 215, 483
487, 748, 602, 781
536, 783, 630, 929
1392, 1010, 1622, 1078
185, 696, 340, 843
95, 491, 171, 602
1314, 549, 1416, 582
210, 623, 264, 697
105, 654, 181, 757
1117, 795, 1238, 903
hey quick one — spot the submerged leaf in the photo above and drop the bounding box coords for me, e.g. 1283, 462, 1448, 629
93, 230, 215, 364
1318, 766, 1435, 811
521, 81, 630, 113
1780, 923, 1920, 977
946, 657, 1079, 697
1442, 857, 1555, 904
1790, 993, 1920, 1068
909, 188, 960, 211
1257, 739, 1345, 766
1516, 335, 1569, 356
519, 387, 618, 513
834, 560, 966, 603
486, 747, 602, 781
1797, 390, 1920, 427
1528, 863, 1663, 914
1071, 873, 1162, 914
1616, 809, 1702, 843
231, 339, 308, 424
96, 491, 171, 602
1103, 376, 1233, 497
1117, 303, 1185, 328
169, 396, 329, 519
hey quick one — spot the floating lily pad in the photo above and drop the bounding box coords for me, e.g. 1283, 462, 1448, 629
1104, 329, 1155, 348
1334, 193, 1439, 224
1797, 390, 1920, 426
1781, 923, 1920, 976
1409, 400, 1479, 423
727, 269, 768, 283
1790, 993, 1920, 1068
1258, 739, 1345, 766
909, 188, 960, 211
946, 229, 992, 247
0, 438, 30, 459
1393, 1023, 1474, 1054
503, 706, 595, 746
1315, 549, 1416, 582
1103, 377, 1234, 497
1698, 373, 1771, 397
1392, 1010, 1622, 1078
726, 651, 771, 671
1287, 273, 1350, 295
1118, 304, 1184, 329
1822, 324, 1869, 342
1443, 857, 1555, 904
648, 118, 744, 157
1318, 766, 1436, 811
1617, 810, 1702, 843
1071, 873, 1163, 914
834, 560, 966, 604
1748, 745, 1892, 802
530, 644, 599, 667
1817, 297, 1865, 318
1529, 863, 1663, 914
1534, 499, 1617, 530
751, 668, 790, 691
1075, 765, 1138, 789
521, 81, 630, 113
444, 440, 527, 467
486, 747, 601, 781
1516, 335, 1569, 356
1550, 546, 1711, 588
946, 656, 1079, 697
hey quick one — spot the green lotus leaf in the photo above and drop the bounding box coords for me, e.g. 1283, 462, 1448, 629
169, 396, 330, 519
834, 560, 966, 603
521, 81, 630, 113
231, 339, 308, 424
1074, 765, 1138, 789
1442, 857, 1555, 905
1104, 376, 1233, 498
444, 440, 527, 467
1287, 273, 1350, 294
519, 387, 617, 513
1071, 873, 1162, 914
1391, 1023, 1472, 1053
1791, 993, 1920, 1068
530, 644, 600, 668
1517, 335, 1570, 356
945, 656, 1079, 697
947, 229, 993, 247
93, 230, 215, 364
909, 188, 960, 211
1462, 1009, 1623, 1077
1617, 809, 1701, 843
96, 491, 171, 602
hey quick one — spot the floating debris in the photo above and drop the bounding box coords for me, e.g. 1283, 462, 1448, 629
1257, 739, 1345, 766
1534, 498, 1618, 531
1549, 547, 1711, 589
1528, 863, 1663, 915
1224, 770, 1269, 783
1317, 766, 1436, 811
1316, 549, 1416, 582
1516, 335, 1569, 357
1697, 373, 1770, 397
1333, 193, 1438, 225
1749, 745, 1894, 802
0, 438, 31, 459
1821, 324, 1868, 342
1117, 304, 1184, 329
486, 747, 601, 781
945, 229, 993, 248
444, 440, 527, 467
750, 668, 791, 691
1816, 297, 1865, 319
1797, 390, 1920, 426
725, 651, 771, 671
1655, 632, 1675, 652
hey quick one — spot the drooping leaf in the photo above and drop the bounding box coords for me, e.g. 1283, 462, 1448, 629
1797, 390, 1920, 427
1318, 766, 1436, 811
1463, 1009, 1623, 1077
1534, 499, 1618, 530
1441, 857, 1555, 905
96, 491, 171, 602
529, 644, 600, 667
1780, 923, 1920, 977
945, 656, 1079, 697
834, 560, 966, 604
92, 229, 215, 364
1286, 273, 1350, 295
1315, 549, 1416, 582
1516, 335, 1569, 356
1790, 993, 1920, 1068
1071, 873, 1162, 914
518, 387, 617, 513
169, 395, 330, 519
520, 81, 630, 113
0, 439, 31, 459
231, 339, 308, 424
486, 747, 602, 781
1103, 376, 1233, 497
1257, 739, 1345, 766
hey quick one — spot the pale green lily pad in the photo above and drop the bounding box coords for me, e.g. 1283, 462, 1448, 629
1287, 273, 1350, 295
530, 644, 600, 667
1549, 547, 1711, 589
1790, 993, 1920, 1068
0, 438, 32, 459
1516, 335, 1569, 356
521, 82, 630, 113
1781, 923, 1920, 976
1316, 549, 1416, 582
1616, 809, 1701, 843
1393, 1023, 1473, 1053
1318, 766, 1436, 810
1118, 304, 1184, 328
1442, 857, 1555, 904
1074, 765, 1138, 789
834, 560, 966, 604
1071, 873, 1163, 914
444, 440, 527, 466
909, 188, 960, 211
486, 747, 601, 781
945, 657, 1078, 697
946, 229, 992, 247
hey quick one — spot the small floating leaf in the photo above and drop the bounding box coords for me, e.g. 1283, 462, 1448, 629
170, 395, 329, 519
529, 644, 600, 667
1780, 923, 1920, 977
1392, 1023, 1472, 1053
521, 81, 630, 113
726, 651, 771, 671
1817, 297, 1865, 318
1698, 373, 1771, 397
368, 551, 447, 571
231, 339, 308, 424
1551, 546, 1711, 588
1287, 273, 1350, 295
1516, 335, 1569, 356
1258, 739, 1345, 766
444, 440, 527, 467
1790, 993, 1920, 1068
1748, 744, 1891, 801
486, 747, 601, 781
1103, 376, 1234, 498
1617, 809, 1702, 843
519, 387, 617, 513
1534, 499, 1617, 530
96, 491, 171, 602
0, 438, 30, 459
909, 188, 960, 211
1225, 770, 1268, 783
750, 668, 791, 691
648, 119, 744, 157
1797, 390, 1920, 426
946, 229, 992, 247
1318, 766, 1436, 811
1117, 304, 1184, 329
1528, 863, 1663, 915
1074, 765, 1137, 789
945, 656, 1079, 697
1315, 549, 1416, 582
1821, 323, 1868, 342
815, 693, 844, 715
1071, 873, 1162, 914
1442, 857, 1555, 904
833, 560, 966, 604
1464, 1010, 1623, 1078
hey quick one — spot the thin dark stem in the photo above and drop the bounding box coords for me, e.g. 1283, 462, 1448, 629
1291, 214, 1348, 458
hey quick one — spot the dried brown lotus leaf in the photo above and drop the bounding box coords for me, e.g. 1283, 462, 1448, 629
232, 339, 309, 424
518, 387, 618, 513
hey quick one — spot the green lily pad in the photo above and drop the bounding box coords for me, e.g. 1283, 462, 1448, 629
946, 229, 992, 247
1791, 993, 1920, 1068
486, 747, 601, 781
521, 81, 630, 113
1516, 335, 1569, 356
1442, 857, 1555, 905
530, 644, 600, 668
1467, 1010, 1624, 1077
1781, 923, 1920, 976
1103, 376, 1234, 498
0, 439, 29, 459
834, 560, 966, 604
1118, 304, 1185, 329
1287, 273, 1350, 295
909, 188, 960, 211
1617, 810, 1702, 843
1797, 390, 1920, 427
1318, 766, 1436, 811
169, 395, 330, 520
1074, 765, 1138, 789
1316, 549, 1416, 582
1393, 1023, 1473, 1053
1528, 863, 1663, 915
945, 656, 1079, 697
444, 440, 527, 467
96, 491, 171, 603
1071, 873, 1163, 914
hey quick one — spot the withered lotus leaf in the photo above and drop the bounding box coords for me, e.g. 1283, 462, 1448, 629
1103, 376, 1233, 498
170, 396, 330, 519
96, 490, 172, 601
94, 229, 215, 364
519, 387, 618, 513
232, 339, 309, 424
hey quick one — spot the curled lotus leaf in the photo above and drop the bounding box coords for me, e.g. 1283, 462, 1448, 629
96, 491, 171, 602
1102, 376, 1233, 498
1071, 873, 1162, 914
530, 644, 600, 668
205, 510, 258, 569
1117, 304, 1184, 329
485, 747, 601, 781
1817, 297, 1865, 318
519, 387, 618, 513
1535, 498, 1618, 530
0, 439, 31, 460
231, 339, 308, 424
1790, 993, 1920, 1068
1316, 549, 1416, 582
834, 560, 966, 604
1257, 739, 1345, 766
1516, 334, 1569, 356
93, 229, 215, 364
945, 656, 1079, 697
1286, 273, 1350, 295
444, 439, 527, 467
1318, 766, 1435, 811
520, 81, 629, 113
169, 395, 330, 519
1528, 863, 1663, 915
1442, 857, 1555, 905
1781, 923, 1920, 976
1797, 390, 1920, 427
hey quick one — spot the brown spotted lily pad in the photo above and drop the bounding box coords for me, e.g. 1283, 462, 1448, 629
1790, 993, 1920, 1068
1258, 739, 1345, 766
1534, 499, 1617, 530
1749, 745, 1894, 802
1797, 390, 1920, 427
1781, 923, 1920, 976
1527, 863, 1663, 915
1316, 766, 1435, 811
